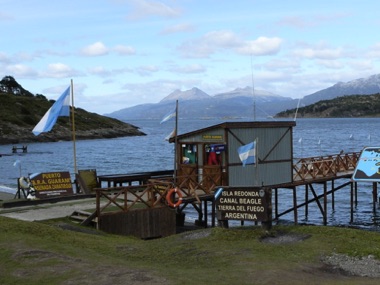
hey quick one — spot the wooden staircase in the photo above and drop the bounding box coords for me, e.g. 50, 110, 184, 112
69, 210, 98, 227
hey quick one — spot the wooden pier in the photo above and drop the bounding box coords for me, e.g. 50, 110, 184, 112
85, 151, 378, 238
12, 145, 27, 153
273, 151, 366, 225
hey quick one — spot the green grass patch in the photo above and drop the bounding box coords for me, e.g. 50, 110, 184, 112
1, 216, 380, 284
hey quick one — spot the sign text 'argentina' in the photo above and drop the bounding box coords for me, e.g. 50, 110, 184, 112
216, 188, 269, 221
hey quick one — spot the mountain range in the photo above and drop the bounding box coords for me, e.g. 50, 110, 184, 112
107, 74, 380, 121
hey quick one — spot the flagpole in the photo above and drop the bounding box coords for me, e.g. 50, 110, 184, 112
70, 79, 78, 174
174, 100, 178, 183
250, 53, 256, 121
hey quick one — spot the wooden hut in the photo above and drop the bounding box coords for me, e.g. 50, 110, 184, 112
171, 121, 296, 191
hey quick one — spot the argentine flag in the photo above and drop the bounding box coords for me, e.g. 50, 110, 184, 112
32, 87, 70, 136
238, 141, 256, 166
160, 107, 176, 124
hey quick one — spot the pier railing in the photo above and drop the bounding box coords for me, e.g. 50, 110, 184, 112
94, 151, 361, 215
292, 152, 360, 181
94, 169, 221, 215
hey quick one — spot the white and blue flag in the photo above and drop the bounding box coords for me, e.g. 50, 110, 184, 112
238, 141, 256, 166
160, 107, 176, 124
32, 87, 70, 136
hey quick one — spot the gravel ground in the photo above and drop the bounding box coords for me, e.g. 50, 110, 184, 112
261, 232, 380, 278
322, 253, 380, 278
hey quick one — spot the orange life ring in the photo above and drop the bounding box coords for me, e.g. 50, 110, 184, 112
166, 187, 183, 208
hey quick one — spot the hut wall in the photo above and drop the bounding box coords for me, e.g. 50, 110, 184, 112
228, 126, 293, 186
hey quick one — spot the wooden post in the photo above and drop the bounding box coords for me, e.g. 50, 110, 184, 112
350, 181, 354, 223
323, 181, 327, 225
305, 184, 309, 219
274, 188, 278, 220
355, 181, 358, 206
292, 186, 298, 224
373, 182, 377, 214
331, 179, 335, 211
262, 188, 272, 231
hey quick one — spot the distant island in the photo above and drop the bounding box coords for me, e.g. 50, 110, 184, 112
275, 93, 380, 118
0, 76, 145, 145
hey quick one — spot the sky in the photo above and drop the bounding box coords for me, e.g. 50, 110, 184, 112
1, 0, 380, 115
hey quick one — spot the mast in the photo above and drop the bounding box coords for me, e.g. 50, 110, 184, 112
174, 100, 178, 182
70, 79, 78, 174
250, 54, 256, 121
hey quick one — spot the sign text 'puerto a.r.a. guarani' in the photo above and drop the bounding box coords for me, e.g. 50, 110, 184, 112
29, 171, 73, 198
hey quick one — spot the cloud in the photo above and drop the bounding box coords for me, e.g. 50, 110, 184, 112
43, 82, 87, 101
292, 44, 344, 60
0, 12, 13, 21
161, 23, 195, 34
348, 60, 373, 71
121, 79, 188, 103
81, 42, 109, 56
44, 63, 79, 78
87, 66, 133, 77
127, 0, 181, 20
113, 45, 136, 55
203, 30, 242, 48
5, 64, 38, 78
81, 43, 136, 57
277, 16, 315, 29
177, 30, 240, 58
135, 65, 159, 76
316, 60, 345, 69
367, 42, 380, 58
277, 13, 348, 29
236, 37, 282, 56
167, 64, 206, 74
0, 52, 11, 64
178, 31, 282, 58
88, 66, 112, 76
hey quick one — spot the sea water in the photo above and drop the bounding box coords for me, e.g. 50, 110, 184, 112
1, 117, 380, 229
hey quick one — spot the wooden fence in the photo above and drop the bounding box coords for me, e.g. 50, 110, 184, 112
292, 152, 360, 181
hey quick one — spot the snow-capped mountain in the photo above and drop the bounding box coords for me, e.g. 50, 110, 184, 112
160, 87, 211, 102
107, 86, 294, 120
301, 74, 380, 105
106, 74, 380, 121
214, 86, 291, 103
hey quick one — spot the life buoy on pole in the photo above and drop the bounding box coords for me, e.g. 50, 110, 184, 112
166, 187, 183, 208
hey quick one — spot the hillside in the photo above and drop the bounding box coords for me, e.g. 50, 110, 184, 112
275, 93, 380, 118
0, 76, 145, 144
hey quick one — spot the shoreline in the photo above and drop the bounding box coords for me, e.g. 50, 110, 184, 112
0, 191, 15, 201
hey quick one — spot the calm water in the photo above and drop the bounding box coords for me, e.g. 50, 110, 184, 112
1, 117, 380, 229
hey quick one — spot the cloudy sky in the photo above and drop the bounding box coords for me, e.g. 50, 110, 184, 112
1, 0, 379, 114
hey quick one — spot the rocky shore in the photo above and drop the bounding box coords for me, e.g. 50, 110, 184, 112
0, 122, 145, 145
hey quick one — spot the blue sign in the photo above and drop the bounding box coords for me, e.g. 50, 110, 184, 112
352, 147, 380, 182
211, 144, 226, 152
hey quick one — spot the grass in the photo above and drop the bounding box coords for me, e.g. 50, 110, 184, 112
1, 216, 380, 284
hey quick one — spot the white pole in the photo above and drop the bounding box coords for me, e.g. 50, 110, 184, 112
70, 79, 78, 174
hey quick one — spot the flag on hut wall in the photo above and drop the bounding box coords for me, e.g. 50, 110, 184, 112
32, 87, 70, 136
238, 141, 256, 166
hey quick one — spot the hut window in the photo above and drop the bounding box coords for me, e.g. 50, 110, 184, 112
181, 144, 197, 164
205, 144, 224, 165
